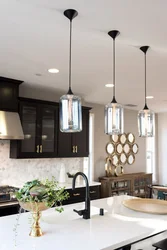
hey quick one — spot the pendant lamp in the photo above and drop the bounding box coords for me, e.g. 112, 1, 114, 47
138, 46, 155, 137
60, 9, 82, 133
105, 30, 124, 135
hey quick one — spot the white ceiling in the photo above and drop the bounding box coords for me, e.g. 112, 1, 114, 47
1, 0, 167, 112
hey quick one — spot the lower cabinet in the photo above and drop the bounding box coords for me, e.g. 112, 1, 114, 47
0, 186, 100, 217
0, 204, 20, 217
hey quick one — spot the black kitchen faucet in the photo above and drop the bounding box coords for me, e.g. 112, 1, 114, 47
72, 172, 90, 219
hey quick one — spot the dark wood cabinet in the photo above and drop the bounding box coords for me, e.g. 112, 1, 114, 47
0, 77, 23, 112
99, 173, 152, 198
72, 109, 89, 157
0, 204, 20, 217
58, 108, 90, 158
10, 98, 58, 158
10, 98, 91, 158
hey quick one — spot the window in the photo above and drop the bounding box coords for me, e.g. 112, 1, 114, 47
83, 113, 94, 181
146, 136, 156, 183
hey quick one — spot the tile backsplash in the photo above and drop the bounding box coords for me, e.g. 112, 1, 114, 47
0, 140, 84, 187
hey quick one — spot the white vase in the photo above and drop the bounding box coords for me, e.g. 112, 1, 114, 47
59, 165, 66, 183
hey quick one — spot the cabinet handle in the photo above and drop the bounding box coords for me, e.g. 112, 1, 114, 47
75, 146, 78, 153
90, 191, 96, 194
40, 145, 42, 153
73, 193, 80, 196
36, 145, 39, 153
73, 146, 75, 153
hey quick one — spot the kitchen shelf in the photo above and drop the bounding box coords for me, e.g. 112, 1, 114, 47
111, 187, 130, 191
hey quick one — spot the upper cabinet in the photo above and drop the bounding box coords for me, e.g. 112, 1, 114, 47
10, 98, 58, 158
10, 98, 91, 159
0, 77, 23, 112
58, 108, 90, 157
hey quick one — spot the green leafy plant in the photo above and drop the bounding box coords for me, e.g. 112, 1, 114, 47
15, 177, 69, 212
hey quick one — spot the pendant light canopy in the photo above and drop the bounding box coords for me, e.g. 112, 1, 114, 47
105, 30, 124, 135
138, 46, 155, 137
59, 9, 82, 133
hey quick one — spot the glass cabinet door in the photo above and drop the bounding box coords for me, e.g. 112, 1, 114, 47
40, 106, 57, 153
20, 104, 38, 153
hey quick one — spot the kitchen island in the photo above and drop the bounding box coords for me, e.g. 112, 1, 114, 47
0, 195, 167, 250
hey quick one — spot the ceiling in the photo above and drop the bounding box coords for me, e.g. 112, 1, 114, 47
1, 0, 167, 112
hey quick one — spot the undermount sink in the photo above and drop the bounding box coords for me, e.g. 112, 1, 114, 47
41, 205, 107, 224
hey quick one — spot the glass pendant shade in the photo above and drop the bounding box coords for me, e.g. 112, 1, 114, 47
104, 30, 124, 135
138, 45, 155, 137
138, 108, 155, 137
60, 93, 82, 132
105, 102, 124, 135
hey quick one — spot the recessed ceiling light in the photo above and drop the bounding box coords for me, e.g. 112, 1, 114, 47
48, 68, 59, 73
105, 83, 114, 88
125, 104, 138, 107
146, 96, 154, 99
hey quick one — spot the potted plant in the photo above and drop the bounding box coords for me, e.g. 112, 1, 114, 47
15, 177, 69, 237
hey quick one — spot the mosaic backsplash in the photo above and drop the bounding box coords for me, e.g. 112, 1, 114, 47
0, 141, 83, 187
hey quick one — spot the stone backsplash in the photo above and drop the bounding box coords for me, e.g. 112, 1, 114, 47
0, 141, 83, 187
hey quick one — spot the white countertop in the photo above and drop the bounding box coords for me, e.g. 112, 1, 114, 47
1, 195, 167, 250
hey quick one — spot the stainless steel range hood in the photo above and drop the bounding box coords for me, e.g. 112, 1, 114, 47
0, 76, 24, 140
0, 111, 24, 140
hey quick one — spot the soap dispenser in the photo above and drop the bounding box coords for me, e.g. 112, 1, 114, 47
59, 164, 66, 183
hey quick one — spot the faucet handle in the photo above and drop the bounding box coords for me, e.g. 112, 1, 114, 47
73, 209, 83, 216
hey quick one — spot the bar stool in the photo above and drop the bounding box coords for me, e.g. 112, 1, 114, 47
147, 185, 167, 200
152, 238, 167, 249
147, 185, 167, 249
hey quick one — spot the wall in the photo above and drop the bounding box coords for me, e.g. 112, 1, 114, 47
157, 113, 167, 184
85, 102, 146, 181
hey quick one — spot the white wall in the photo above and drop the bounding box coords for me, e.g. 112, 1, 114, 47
157, 113, 167, 184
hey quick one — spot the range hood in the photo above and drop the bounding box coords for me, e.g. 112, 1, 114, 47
0, 111, 24, 139
0, 76, 24, 140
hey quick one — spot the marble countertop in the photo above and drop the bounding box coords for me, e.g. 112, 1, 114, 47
1, 195, 167, 250
13, 181, 101, 190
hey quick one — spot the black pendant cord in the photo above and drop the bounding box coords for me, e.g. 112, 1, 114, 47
108, 30, 120, 104
68, 20, 73, 94
140, 46, 149, 110
64, 9, 78, 95
144, 52, 147, 108
113, 38, 116, 101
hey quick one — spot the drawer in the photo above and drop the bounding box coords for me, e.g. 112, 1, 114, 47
90, 186, 100, 200
0, 204, 19, 217
63, 186, 100, 205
